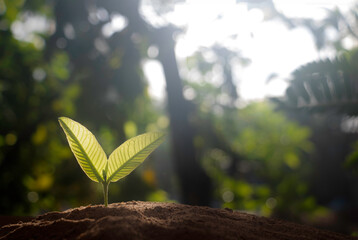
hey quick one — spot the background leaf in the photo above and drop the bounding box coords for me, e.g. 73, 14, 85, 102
58, 117, 107, 182
107, 132, 165, 182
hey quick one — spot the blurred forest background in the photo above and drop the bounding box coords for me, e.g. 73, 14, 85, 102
1, 0, 358, 234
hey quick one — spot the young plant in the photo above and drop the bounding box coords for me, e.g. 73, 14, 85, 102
58, 117, 165, 207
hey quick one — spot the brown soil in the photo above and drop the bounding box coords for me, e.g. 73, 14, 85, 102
0, 201, 356, 240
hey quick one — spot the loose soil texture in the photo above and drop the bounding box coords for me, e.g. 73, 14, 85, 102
0, 201, 356, 240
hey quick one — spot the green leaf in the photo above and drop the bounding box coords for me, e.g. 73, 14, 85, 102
58, 117, 107, 183
107, 132, 165, 182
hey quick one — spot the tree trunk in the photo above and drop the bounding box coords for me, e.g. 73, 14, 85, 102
155, 27, 212, 205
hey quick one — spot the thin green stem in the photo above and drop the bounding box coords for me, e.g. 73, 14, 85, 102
103, 182, 109, 207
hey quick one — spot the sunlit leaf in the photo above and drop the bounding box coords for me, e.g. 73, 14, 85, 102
58, 117, 107, 182
107, 132, 165, 182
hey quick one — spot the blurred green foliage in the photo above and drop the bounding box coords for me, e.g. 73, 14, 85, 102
0, 0, 169, 214
1, 0, 358, 234
199, 101, 320, 218
271, 4, 358, 232
179, 44, 324, 219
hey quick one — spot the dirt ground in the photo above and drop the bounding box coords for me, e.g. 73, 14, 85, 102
0, 201, 356, 240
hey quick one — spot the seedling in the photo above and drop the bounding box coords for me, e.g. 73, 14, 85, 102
58, 117, 165, 207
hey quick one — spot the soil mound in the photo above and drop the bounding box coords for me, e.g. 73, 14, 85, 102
0, 201, 356, 240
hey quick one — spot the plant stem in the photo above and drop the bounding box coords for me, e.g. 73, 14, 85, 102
103, 182, 109, 207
